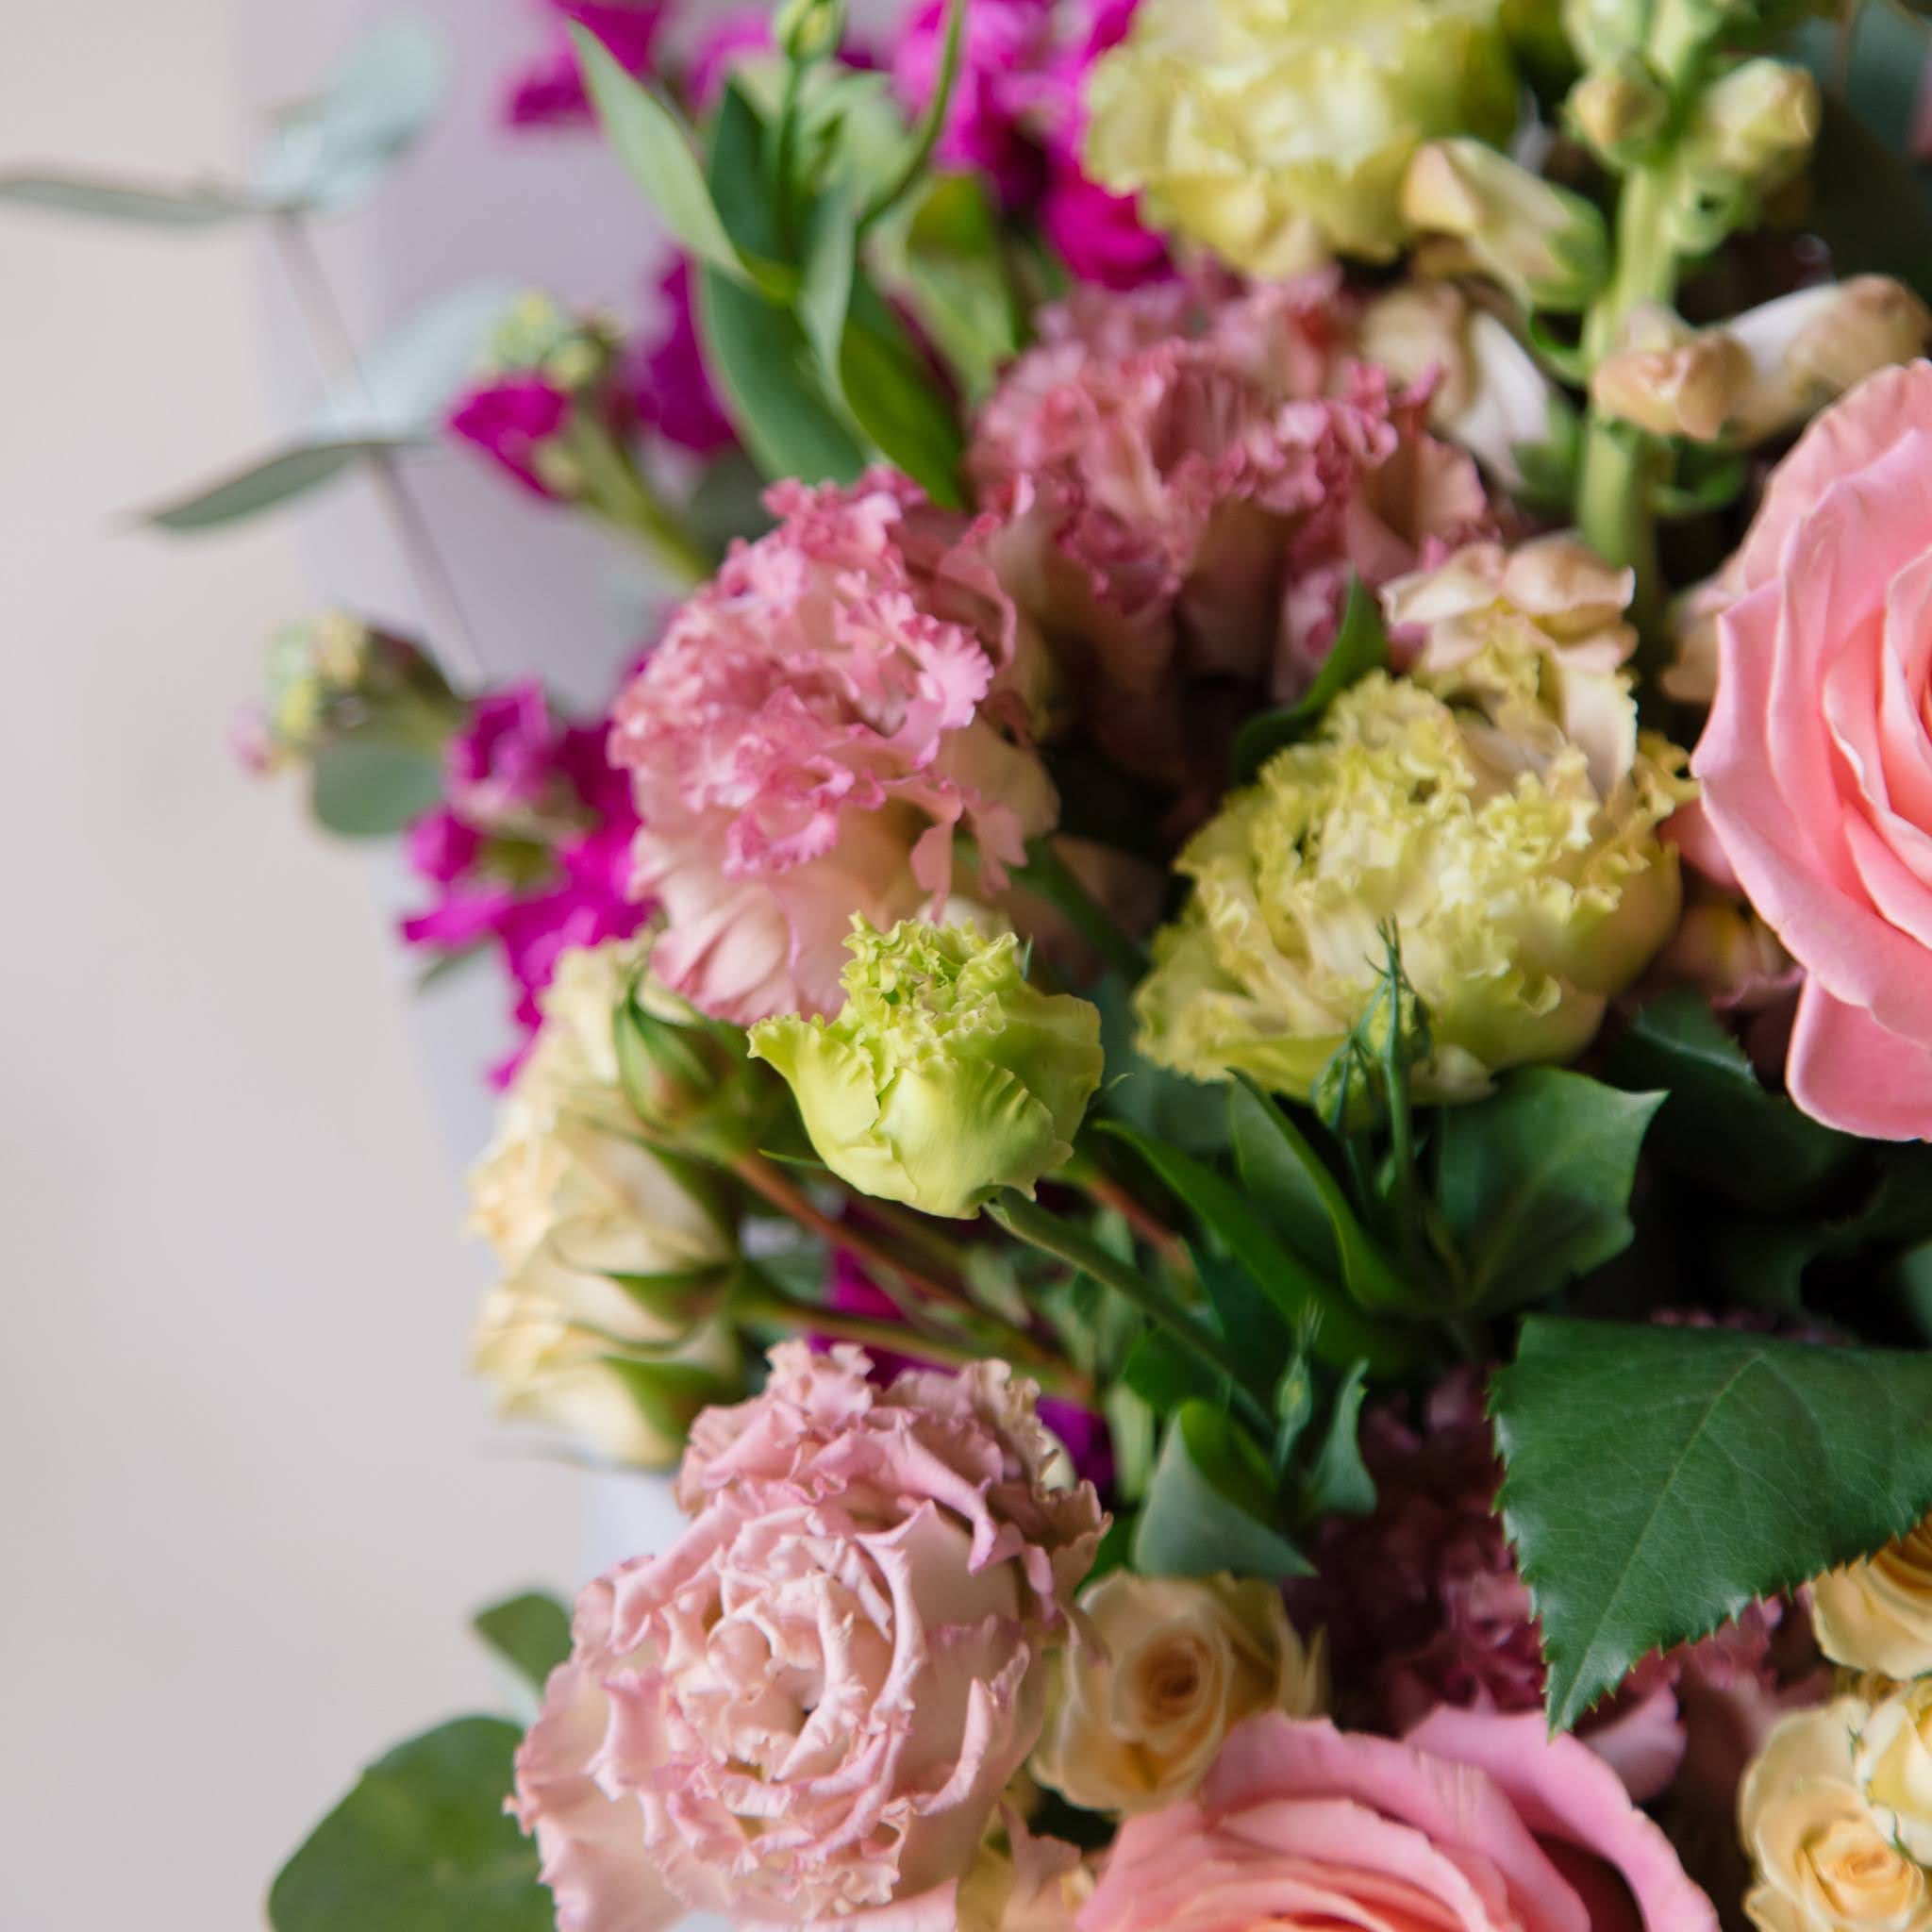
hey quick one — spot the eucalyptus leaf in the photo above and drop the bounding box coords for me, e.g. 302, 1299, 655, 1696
308, 737, 445, 838
696, 263, 868, 485
267, 1717, 549, 1932
573, 27, 744, 279
1435, 1069, 1663, 1315
0, 172, 259, 226
472, 1592, 572, 1699
254, 15, 448, 213
1134, 1399, 1311, 1581
1230, 577, 1389, 786
138, 436, 421, 533
1493, 1318, 1932, 1730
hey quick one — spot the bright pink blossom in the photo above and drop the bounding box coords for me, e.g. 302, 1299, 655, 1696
1079, 1711, 1718, 1932
627, 259, 734, 458
1693, 360, 1932, 1138
970, 275, 1489, 811
514, 1343, 1106, 1928
504, 0, 667, 128
448, 375, 573, 500
401, 680, 647, 1081
608, 472, 1056, 1024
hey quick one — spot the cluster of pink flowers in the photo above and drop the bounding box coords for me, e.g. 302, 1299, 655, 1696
400, 679, 647, 1079
502, 0, 667, 129
970, 272, 1491, 816
514, 1343, 1105, 1927
608, 471, 1056, 1023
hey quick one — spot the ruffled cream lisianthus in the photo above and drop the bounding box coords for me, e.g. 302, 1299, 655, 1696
1084, 0, 1518, 272
1136, 540, 1690, 1102
1033, 1573, 1327, 1815
469, 937, 742, 1467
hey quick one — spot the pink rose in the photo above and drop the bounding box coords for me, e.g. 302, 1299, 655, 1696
608, 474, 1057, 1024
514, 1344, 1106, 1929
1693, 361, 1932, 1137
1079, 1710, 1719, 1932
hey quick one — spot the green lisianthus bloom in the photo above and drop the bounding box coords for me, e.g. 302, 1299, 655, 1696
1136, 561, 1693, 1104
749, 920, 1105, 1220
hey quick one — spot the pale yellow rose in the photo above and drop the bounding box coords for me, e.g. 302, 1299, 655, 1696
1741, 1698, 1932, 1932
1814, 1519, 1932, 1681
1859, 1683, 1932, 1866
1084, 0, 1518, 272
1031, 1573, 1327, 1815
468, 938, 742, 1466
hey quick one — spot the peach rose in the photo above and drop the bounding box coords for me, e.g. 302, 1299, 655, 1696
1078, 1709, 1718, 1932
1693, 361, 1932, 1137
513, 1344, 1106, 1929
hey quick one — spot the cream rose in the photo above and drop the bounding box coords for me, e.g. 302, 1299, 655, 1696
1741, 1698, 1932, 1932
1814, 1518, 1932, 1681
1032, 1574, 1326, 1815
469, 938, 741, 1467
1859, 1683, 1932, 1865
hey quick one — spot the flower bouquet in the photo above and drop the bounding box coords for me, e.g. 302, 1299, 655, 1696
22, 0, 1932, 1926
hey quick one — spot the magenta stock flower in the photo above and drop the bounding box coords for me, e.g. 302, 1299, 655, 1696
504, 0, 667, 129
971, 274, 1489, 811
447, 375, 573, 500
513, 1343, 1105, 1928
608, 472, 1056, 1025
401, 679, 647, 1080
627, 259, 734, 458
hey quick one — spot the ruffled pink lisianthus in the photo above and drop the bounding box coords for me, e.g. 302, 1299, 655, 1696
514, 1342, 1106, 1929
970, 274, 1491, 815
608, 471, 1057, 1024
1079, 1710, 1719, 1932
401, 680, 647, 1081
1692, 359, 1932, 1138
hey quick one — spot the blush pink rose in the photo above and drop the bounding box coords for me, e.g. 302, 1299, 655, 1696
514, 1344, 1106, 1930
608, 473, 1057, 1024
1078, 1710, 1718, 1932
1693, 361, 1932, 1138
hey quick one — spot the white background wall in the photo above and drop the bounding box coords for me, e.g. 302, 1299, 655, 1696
0, 3, 682, 1924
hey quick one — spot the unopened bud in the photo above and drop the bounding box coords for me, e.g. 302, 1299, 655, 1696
1725, 276, 1932, 442
1361, 283, 1558, 487
1591, 313, 1753, 441
247, 612, 458, 773
775, 0, 846, 64
483, 290, 622, 395
1402, 141, 1610, 314
1684, 59, 1819, 192
1568, 59, 1669, 164
614, 969, 776, 1165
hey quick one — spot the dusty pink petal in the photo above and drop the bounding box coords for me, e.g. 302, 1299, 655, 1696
1787, 976, 1932, 1139
1407, 1708, 1719, 1932
1579, 1686, 1687, 1805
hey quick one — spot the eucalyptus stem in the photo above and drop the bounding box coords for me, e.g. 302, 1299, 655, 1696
990, 1193, 1271, 1435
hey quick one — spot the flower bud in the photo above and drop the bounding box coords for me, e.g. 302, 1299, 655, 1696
1402, 141, 1610, 313
1590, 308, 1753, 441
774, 0, 845, 64
612, 963, 780, 1166
1672, 59, 1819, 245
1725, 277, 1932, 443
1567, 59, 1669, 165
1361, 283, 1559, 487
748, 918, 1105, 1219
241, 611, 458, 774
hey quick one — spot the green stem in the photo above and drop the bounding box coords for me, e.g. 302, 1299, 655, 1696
1017, 836, 1152, 984
565, 419, 716, 586
991, 1193, 1271, 1435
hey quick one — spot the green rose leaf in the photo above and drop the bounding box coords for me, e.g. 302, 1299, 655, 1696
472, 1593, 573, 1701
268, 1717, 550, 1932
1435, 1069, 1663, 1315
1133, 1399, 1311, 1581
1229, 576, 1390, 786
1605, 992, 1857, 1211
1493, 1318, 1932, 1732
